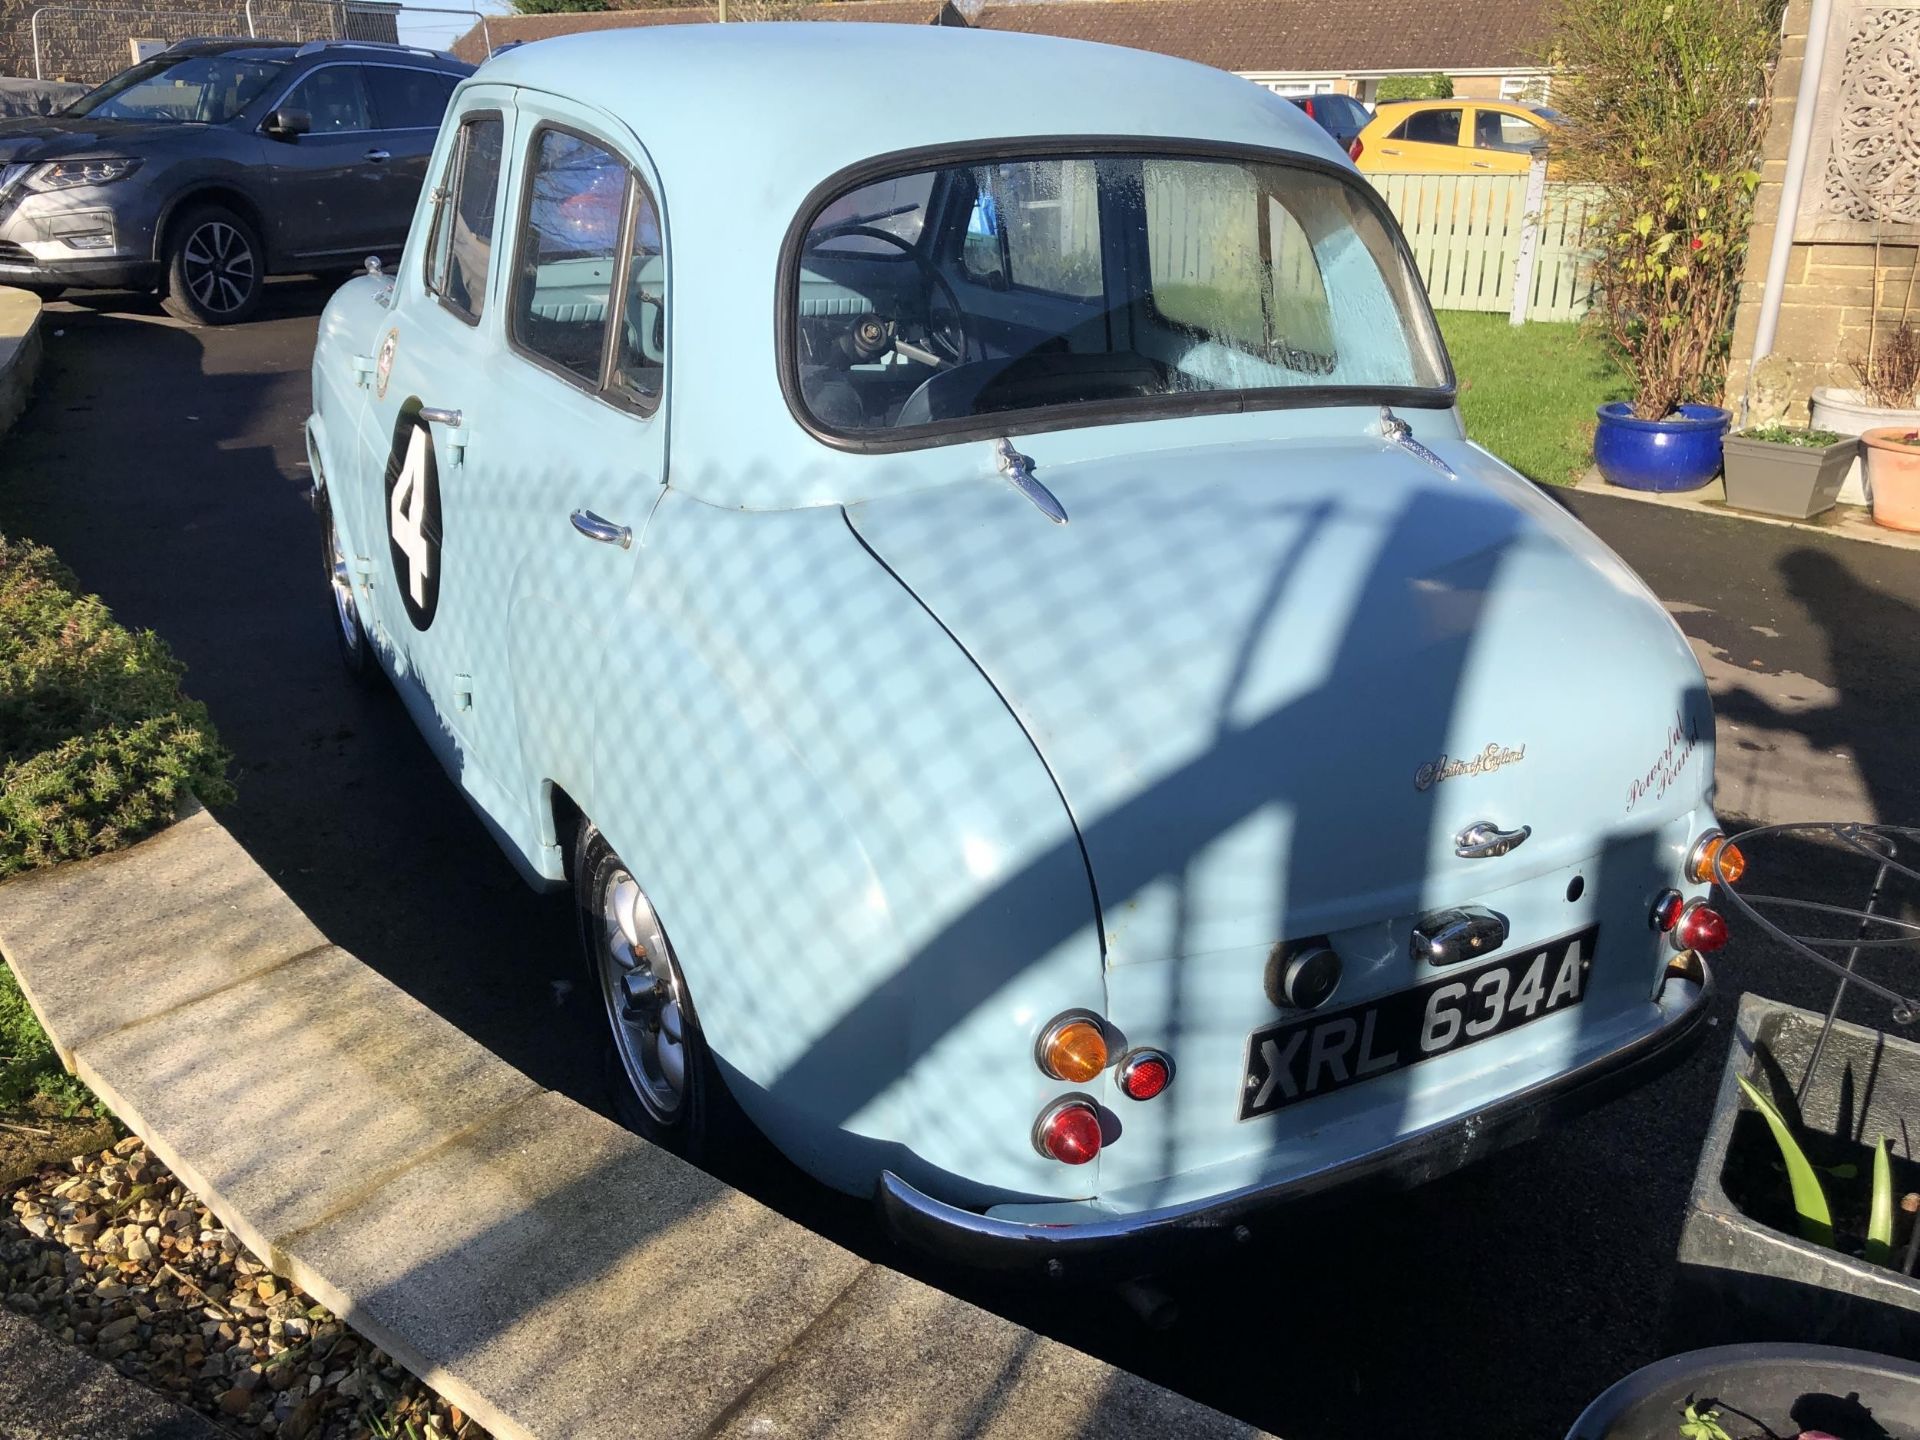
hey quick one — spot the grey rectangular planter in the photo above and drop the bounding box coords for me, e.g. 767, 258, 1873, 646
1722, 434, 1859, 519
1674, 993, 1920, 1352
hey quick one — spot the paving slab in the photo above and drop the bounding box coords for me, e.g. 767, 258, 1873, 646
710, 1264, 1262, 1440
73, 943, 543, 1262
288, 1089, 870, 1440
0, 1307, 224, 1440
1, 812, 1273, 1440
0, 809, 326, 1063
0, 284, 42, 435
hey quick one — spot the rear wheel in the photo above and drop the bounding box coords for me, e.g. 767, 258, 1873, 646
161, 205, 262, 325
573, 822, 740, 1161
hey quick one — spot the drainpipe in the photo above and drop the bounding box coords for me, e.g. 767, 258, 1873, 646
1743, 0, 1833, 423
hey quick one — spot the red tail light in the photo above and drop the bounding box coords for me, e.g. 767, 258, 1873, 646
1304, 97, 1316, 119
1034, 1098, 1101, 1165
1348, 136, 1364, 162
1117, 1050, 1172, 1102
1674, 901, 1729, 954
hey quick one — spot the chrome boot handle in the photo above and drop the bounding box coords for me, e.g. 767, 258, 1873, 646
570, 509, 631, 549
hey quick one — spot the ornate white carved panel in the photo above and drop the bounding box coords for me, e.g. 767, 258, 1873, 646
1794, 0, 1920, 242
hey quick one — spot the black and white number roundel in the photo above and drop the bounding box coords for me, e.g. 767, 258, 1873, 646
383, 408, 441, 631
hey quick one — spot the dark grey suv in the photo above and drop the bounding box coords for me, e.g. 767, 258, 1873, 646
0, 37, 472, 324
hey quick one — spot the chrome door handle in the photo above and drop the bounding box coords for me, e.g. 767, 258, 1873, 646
1453, 821, 1532, 859
570, 509, 631, 549
364, 148, 391, 162
418, 406, 461, 428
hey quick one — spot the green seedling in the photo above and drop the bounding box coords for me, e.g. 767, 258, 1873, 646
1738, 1075, 1834, 1247
1868, 1136, 1896, 1267
1680, 1400, 1734, 1440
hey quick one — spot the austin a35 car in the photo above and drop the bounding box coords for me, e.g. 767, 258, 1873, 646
306, 24, 1729, 1269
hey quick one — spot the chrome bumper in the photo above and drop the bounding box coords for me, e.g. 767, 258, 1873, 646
877, 964, 1715, 1277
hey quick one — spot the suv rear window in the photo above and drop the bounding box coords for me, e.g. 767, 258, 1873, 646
789, 150, 1448, 443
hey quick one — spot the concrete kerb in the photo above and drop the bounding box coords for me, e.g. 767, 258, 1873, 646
0, 285, 45, 436
0, 811, 1272, 1440
1574, 466, 1920, 552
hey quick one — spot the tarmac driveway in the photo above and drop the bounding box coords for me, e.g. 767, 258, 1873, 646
6, 283, 1920, 1440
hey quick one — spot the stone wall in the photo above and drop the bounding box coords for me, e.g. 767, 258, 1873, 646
1728, 0, 1920, 424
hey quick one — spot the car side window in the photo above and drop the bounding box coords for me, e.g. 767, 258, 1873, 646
364, 66, 458, 131
425, 112, 503, 325
1474, 110, 1546, 153
510, 126, 630, 388
1389, 108, 1462, 146
612, 182, 665, 411
281, 64, 372, 133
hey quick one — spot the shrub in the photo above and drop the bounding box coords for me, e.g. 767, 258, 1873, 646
509, 0, 608, 12
1376, 73, 1453, 102
1552, 0, 1781, 420
0, 536, 231, 878
1853, 320, 1920, 411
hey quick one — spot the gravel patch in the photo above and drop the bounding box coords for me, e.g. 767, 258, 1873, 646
4, 1137, 489, 1440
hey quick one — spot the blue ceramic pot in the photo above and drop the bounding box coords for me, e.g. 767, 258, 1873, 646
1593, 402, 1731, 492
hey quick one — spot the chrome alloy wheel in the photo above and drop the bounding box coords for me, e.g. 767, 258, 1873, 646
325, 511, 363, 660
597, 868, 688, 1124
181, 220, 256, 315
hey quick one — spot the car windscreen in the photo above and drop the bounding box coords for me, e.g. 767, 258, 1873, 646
789, 151, 1449, 443
65, 54, 288, 124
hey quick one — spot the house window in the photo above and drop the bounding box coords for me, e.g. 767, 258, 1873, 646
1500, 73, 1551, 103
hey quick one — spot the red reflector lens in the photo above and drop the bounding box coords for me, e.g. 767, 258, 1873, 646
1651, 889, 1684, 932
1677, 902, 1729, 954
1037, 1101, 1101, 1165
1119, 1052, 1171, 1102
1349, 137, 1364, 161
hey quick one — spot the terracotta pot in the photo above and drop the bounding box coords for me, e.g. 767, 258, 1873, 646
1863, 427, 1920, 532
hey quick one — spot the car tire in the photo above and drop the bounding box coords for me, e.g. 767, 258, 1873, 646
573, 821, 743, 1163
317, 493, 376, 685
161, 204, 263, 326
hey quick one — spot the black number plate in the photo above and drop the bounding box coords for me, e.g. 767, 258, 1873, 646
1239, 925, 1596, 1121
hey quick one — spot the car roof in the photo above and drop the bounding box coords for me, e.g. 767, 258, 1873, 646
477, 23, 1342, 181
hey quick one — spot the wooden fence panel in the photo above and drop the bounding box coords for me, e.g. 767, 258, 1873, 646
1368, 171, 1599, 323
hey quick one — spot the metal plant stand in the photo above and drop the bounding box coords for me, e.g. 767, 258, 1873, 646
1673, 822, 1920, 1350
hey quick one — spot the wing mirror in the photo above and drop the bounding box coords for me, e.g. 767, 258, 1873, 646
266, 106, 311, 140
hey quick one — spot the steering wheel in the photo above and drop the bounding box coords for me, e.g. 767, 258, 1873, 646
804, 223, 972, 367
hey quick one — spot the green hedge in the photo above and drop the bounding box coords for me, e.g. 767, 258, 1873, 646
1377, 73, 1454, 101
1, 535, 231, 879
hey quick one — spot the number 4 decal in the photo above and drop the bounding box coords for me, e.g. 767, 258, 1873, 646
383, 410, 441, 630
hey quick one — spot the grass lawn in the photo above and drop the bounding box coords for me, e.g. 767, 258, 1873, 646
1439, 311, 1630, 486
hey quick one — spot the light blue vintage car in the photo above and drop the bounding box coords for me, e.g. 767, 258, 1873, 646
306, 23, 1730, 1272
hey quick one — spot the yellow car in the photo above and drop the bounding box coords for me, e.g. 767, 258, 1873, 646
1352, 98, 1561, 173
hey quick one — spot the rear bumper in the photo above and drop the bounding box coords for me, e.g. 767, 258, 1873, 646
877, 961, 1714, 1277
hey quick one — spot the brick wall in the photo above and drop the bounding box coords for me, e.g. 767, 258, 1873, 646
1727, 0, 1920, 423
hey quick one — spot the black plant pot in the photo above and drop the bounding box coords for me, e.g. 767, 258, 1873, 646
1565, 1344, 1920, 1439
1674, 993, 1920, 1353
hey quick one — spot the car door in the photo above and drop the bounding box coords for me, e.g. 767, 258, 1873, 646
1465, 105, 1549, 174
361, 64, 462, 257
365, 89, 669, 832
263, 62, 390, 261
1369, 105, 1467, 170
